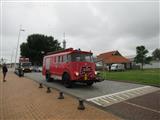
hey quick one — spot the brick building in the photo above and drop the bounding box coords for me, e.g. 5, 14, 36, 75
97, 50, 131, 70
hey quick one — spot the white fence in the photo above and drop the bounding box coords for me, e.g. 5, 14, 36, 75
143, 61, 160, 69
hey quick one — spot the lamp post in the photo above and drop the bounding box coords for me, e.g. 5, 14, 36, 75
14, 25, 25, 68
10, 48, 16, 68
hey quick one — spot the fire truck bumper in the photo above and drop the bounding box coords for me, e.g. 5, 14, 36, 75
95, 77, 104, 82
73, 77, 104, 83
23, 69, 32, 72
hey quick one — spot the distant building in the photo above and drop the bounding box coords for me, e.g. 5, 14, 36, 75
126, 55, 160, 69
125, 55, 140, 69
97, 50, 131, 70
143, 60, 160, 69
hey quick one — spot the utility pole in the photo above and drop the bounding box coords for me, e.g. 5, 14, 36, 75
14, 25, 25, 68
10, 49, 15, 68
62, 32, 66, 49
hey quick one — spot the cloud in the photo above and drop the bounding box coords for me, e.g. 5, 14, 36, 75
1, 1, 159, 62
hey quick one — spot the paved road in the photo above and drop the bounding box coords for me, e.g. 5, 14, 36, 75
105, 91, 160, 120
24, 72, 144, 99
24, 72, 160, 120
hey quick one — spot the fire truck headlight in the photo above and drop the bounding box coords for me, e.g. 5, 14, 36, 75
95, 71, 97, 75
75, 72, 79, 76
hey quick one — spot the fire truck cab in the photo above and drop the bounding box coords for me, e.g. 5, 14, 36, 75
19, 57, 32, 72
42, 48, 102, 88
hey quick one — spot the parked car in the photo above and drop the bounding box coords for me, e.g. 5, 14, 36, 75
111, 64, 125, 71
32, 66, 41, 72
95, 63, 108, 71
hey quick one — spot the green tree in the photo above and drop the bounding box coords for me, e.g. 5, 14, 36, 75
20, 34, 62, 65
152, 48, 160, 60
134, 45, 151, 69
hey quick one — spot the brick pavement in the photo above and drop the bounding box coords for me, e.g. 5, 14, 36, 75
0, 72, 120, 120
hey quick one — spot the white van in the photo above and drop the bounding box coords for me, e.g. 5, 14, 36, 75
111, 64, 125, 71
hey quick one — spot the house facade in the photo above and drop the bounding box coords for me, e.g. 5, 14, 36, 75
97, 50, 131, 70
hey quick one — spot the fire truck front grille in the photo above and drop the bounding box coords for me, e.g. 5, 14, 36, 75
81, 66, 92, 74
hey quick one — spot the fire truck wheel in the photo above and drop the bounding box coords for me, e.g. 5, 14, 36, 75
63, 73, 72, 88
86, 82, 93, 86
46, 73, 51, 82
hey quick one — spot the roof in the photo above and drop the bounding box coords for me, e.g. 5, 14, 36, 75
46, 48, 92, 57
47, 48, 73, 55
97, 50, 130, 64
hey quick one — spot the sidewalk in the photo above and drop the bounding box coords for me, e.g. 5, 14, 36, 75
0, 72, 120, 120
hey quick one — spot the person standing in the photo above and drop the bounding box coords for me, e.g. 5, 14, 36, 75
2, 64, 8, 82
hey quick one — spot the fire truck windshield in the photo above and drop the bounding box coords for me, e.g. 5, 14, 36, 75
70, 53, 93, 62
21, 62, 32, 67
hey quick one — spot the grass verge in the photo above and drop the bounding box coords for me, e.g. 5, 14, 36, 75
100, 69, 160, 87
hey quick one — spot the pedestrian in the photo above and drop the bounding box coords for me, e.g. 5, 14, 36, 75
18, 63, 24, 77
2, 63, 8, 82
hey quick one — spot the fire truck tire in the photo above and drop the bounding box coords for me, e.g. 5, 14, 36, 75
46, 72, 51, 82
86, 82, 94, 86
63, 73, 72, 88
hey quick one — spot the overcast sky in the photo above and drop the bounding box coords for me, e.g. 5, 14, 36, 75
0, 0, 159, 63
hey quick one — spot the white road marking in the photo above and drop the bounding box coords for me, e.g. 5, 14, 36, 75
120, 94, 130, 98
87, 86, 159, 107
108, 96, 117, 101
124, 101, 160, 114
101, 97, 110, 103
115, 95, 126, 100
91, 100, 102, 106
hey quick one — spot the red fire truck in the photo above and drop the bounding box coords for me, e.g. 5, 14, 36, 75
19, 57, 32, 72
42, 48, 102, 87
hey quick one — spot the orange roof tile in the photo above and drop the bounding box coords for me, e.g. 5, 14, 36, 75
97, 51, 130, 64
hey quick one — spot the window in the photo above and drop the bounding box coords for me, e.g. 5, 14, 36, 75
60, 56, 63, 63
56, 56, 59, 63
21, 62, 31, 67
54, 57, 56, 63
63, 55, 68, 62
55, 56, 65, 63
58, 56, 61, 63
67, 55, 71, 62
70, 53, 93, 62
45, 58, 50, 70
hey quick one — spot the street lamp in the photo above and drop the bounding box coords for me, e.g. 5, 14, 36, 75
14, 25, 25, 68
10, 48, 16, 68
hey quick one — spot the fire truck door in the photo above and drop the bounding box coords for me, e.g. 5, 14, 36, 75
53, 56, 60, 75
45, 58, 50, 71
56, 56, 63, 76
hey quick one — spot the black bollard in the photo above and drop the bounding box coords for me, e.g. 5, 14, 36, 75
39, 83, 43, 88
46, 87, 51, 93
58, 92, 64, 99
3, 80, 6, 82
78, 99, 85, 110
